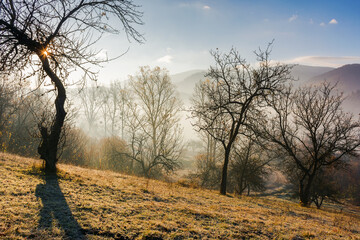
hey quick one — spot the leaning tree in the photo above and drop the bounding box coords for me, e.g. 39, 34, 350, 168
191, 43, 293, 195
0, 0, 143, 172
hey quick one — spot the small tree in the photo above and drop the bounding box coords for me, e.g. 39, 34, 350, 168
99, 136, 130, 172
0, 0, 143, 172
191, 43, 292, 195
311, 166, 340, 208
228, 138, 272, 195
125, 66, 183, 178
262, 82, 360, 207
193, 153, 222, 189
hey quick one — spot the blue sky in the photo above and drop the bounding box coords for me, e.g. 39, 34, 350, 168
96, 0, 360, 83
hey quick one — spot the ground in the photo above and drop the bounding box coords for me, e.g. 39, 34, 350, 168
0, 152, 359, 239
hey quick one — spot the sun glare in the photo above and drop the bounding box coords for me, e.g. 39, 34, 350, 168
42, 49, 49, 57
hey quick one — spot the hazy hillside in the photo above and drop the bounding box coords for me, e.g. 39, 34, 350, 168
308, 64, 360, 114
171, 70, 206, 84
1, 153, 359, 239
173, 71, 207, 105
309, 64, 360, 92
291, 65, 334, 83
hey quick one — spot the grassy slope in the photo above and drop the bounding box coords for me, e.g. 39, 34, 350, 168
0, 153, 359, 240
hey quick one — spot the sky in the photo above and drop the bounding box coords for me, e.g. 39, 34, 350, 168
95, 0, 360, 84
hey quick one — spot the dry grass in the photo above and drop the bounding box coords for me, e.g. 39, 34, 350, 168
0, 152, 359, 239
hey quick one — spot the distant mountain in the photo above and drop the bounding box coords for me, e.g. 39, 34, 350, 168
173, 70, 207, 105
171, 70, 205, 83
291, 65, 334, 83
307, 64, 360, 114
309, 64, 360, 92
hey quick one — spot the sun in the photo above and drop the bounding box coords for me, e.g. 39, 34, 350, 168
42, 49, 49, 57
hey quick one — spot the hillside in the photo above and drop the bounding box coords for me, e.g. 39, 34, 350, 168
309, 64, 360, 92
308, 64, 360, 114
1, 153, 359, 239
173, 71, 207, 105
291, 65, 334, 83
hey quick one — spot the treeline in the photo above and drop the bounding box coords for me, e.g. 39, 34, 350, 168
0, 66, 183, 180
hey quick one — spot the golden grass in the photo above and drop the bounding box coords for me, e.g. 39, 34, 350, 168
0, 152, 359, 239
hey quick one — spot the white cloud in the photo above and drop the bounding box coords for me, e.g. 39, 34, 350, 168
288, 14, 298, 22
157, 55, 173, 63
179, 2, 211, 10
96, 49, 108, 60
329, 18, 338, 24
286, 56, 360, 67
320, 22, 325, 27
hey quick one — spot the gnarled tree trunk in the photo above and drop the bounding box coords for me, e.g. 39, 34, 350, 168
37, 53, 67, 173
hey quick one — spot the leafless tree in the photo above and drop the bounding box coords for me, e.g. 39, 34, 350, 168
261, 82, 360, 207
79, 84, 102, 136
125, 66, 183, 178
0, 75, 20, 145
190, 43, 292, 195
0, 0, 143, 172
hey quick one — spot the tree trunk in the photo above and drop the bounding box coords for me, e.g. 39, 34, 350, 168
220, 147, 231, 195
37, 53, 67, 173
299, 175, 314, 207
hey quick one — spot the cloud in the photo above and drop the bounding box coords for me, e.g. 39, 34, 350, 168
286, 56, 360, 67
157, 55, 173, 63
179, 2, 211, 11
320, 22, 325, 27
329, 18, 338, 24
288, 14, 298, 22
96, 49, 108, 60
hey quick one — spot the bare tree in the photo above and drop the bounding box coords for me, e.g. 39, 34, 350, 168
193, 152, 222, 189
125, 66, 183, 178
79, 84, 102, 136
190, 44, 292, 195
262, 82, 360, 207
0, 75, 20, 145
0, 0, 143, 172
98, 86, 110, 136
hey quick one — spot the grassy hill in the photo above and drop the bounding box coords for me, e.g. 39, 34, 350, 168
0, 153, 359, 239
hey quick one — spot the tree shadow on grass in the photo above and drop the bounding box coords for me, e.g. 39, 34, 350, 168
35, 173, 86, 239
35, 172, 128, 239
